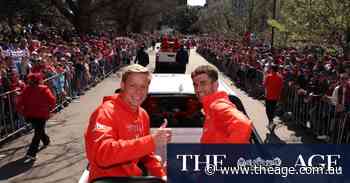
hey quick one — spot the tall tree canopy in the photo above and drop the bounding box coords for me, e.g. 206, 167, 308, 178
0, 0, 178, 34
196, 0, 350, 55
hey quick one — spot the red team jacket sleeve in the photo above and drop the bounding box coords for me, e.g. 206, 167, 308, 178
85, 106, 158, 169
212, 101, 252, 143
140, 154, 166, 177
139, 114, 166, 177
45, 87, 56, 110
15, 88, 26, 115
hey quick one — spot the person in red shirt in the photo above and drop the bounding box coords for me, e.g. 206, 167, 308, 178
191, 65, 252, 144
263, 64, 283, 131
173, 38, 180, 51
84, 64, 170, 182
161, 36, 169, 51
16, 73, 56, 162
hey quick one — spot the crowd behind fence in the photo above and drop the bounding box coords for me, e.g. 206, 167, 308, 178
0, 54, 127, 144
0, 18, 161, 144
197, 44, 350, 144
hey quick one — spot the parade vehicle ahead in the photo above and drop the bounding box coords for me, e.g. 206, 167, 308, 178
79, 74, 263, 183
154, 38, 186, 73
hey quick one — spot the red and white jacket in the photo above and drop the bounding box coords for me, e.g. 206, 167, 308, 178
85, 94, 165, 182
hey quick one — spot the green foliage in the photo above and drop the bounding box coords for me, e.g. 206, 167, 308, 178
280, 0, 350, 46
0, 0, 51, 22
267, 19, 286, 32
163, 6, 200, 34
195, 0, 350, 52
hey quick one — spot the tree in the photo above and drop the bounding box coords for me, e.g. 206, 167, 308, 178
280, 0, 350, 54
0, 0, 52, 24
62, 0, 177, 34
164, 6, 200, 34
50, 0, 118, 33
0, 0, 186, 34
194, 0, 350, 53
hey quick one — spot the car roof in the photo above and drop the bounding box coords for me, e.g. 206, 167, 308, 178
149, 74, 236, 96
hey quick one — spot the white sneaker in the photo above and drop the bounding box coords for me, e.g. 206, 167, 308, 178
24, 155, 36, 163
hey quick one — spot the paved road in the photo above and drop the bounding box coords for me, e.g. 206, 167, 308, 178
0, 47, 320, 183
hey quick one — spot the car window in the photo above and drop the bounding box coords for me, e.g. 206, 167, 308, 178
142, 94, 204, 128
142, 94, 249, 128
143, 93, 262, 144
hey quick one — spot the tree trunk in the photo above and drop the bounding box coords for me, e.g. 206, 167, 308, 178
345, 26, 350, 59
130, 16, 144, 33
73, 14, 92, 33
248, 0, 255, 32
75, 0, 93, 33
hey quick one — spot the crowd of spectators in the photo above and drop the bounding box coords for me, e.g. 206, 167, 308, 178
0, 20, 156, 96
0, 18, 158, 140
197, 37, 350, 142
197, 37, 350, 111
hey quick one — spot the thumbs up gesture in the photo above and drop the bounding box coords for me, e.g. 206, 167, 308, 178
152, 118, 172, 147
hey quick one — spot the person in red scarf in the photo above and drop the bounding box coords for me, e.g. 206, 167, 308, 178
29, 40, 41, 53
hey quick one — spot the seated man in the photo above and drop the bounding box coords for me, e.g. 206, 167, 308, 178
85, 64, 171, 182
191, 65, 252, 143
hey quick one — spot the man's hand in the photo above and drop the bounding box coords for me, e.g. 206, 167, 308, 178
152, 119, 172, 147
163, 161, 167, 174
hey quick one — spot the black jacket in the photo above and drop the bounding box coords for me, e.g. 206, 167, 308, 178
135, 49, 149, 67
176, 48, 189, 64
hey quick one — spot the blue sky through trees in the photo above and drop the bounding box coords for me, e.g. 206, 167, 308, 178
187, 0, 206, 6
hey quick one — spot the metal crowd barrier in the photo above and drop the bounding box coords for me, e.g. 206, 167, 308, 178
197, 47, 350, 143
0, 90, 27, 144
0, 54, 124, 144
280, 83, 349, 143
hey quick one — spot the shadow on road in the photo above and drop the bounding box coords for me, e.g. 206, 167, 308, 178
0, 145, 28, 155
0, 157, 34, 180
0, 138, 86, 182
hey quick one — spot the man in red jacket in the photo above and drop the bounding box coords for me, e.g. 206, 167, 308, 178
191, 65, 252, 144
16, 73, 56, 162
85, 64, 170, 182
263, 64, 283, 131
